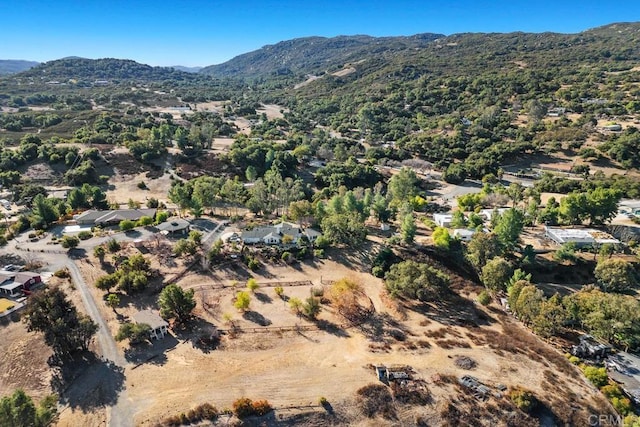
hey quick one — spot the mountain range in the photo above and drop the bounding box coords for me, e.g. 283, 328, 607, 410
2, 22, 640, 83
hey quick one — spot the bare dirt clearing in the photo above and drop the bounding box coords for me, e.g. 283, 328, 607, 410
97, 254, 609, 426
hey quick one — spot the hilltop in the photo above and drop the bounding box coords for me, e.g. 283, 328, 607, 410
199, 33, 444, 78
0, 60, 39, 75
14, 57, 203, 82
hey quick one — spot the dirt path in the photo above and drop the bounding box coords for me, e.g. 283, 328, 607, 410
66, 260, 134, 427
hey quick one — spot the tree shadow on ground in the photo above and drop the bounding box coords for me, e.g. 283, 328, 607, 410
407, 293, 495, 328
243, 310, 272, 326
50, 351, 125, 411
325, 239, 378, 271
172, 317, 221, 354
316, 319, 350, 338
68, 248, 87, 259
254, 291, 272, 304
358, 312, 412, 342
123, 334, 178, 366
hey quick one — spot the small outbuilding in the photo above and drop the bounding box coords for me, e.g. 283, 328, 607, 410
433, 214, 453, 228
133, 310, 169, 340
453, 228, 476, 242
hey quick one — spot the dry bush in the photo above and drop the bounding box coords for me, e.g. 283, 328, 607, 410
356, 384, 396, 420
424, 328, 448, 339
369, 342, 391, 353
328, 276, 370, 321
160, 402, 218, 426
431, 373, 457, 386
454, 356, 477, 370
435, 339, 471, 349
390, 379, 431, 405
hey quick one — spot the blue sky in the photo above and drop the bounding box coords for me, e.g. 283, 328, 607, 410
1, 0, 638, 66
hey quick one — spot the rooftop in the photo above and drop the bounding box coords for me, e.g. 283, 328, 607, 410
156, 218, 190, 233
133, 310, 169, 330
76, 208, 157, 224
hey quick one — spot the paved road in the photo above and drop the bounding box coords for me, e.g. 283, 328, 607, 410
3, 237, 135, 426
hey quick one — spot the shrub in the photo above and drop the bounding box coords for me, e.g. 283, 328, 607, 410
53, 268, 70, 278
247, 257, 260, 271
231, 398, 272, 418
477, 290, 491, 305
372, 265, 384, 278
106, 238, 120, 253
508, 387, 538, 413
137, 181, 147, 190
281, 251, 292, 263
251, 399, 272, 416
319, 396, 328, 406
78, 230, 93, 240
232, 397, 254, 418
314, 235, 330, 249
119, 219, 136, 231
147, 197, 159, 208
582, 365, 608, 388
60, 235, 80, 249
313, 248, 325, 258
274, 286, 284, 298
136, 216, 154, 227
247, 278, 259, 293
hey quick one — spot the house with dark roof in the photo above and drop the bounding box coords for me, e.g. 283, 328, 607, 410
241, 222, 321, 246
75, 209, 157, 226
156, 218, 190, 236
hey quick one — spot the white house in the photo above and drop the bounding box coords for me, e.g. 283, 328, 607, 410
241, 222, 321, 246
453, 228, 476, 242
433, 214, 453, 228
479, 208, 509, 222
544, 226, 620, 248
133, 310, 169, 340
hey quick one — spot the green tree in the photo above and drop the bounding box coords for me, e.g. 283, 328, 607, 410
442, 163, 466, 184
387, 167, 419, 207
532, 294, 566, 337
31, 193, 58, 229
106, 293, 120, 311
594, 258, 638, 293
234, 291, 251, 312
302, 297, 322, 320
93, 245, 106, 262
115, 322, 151, 344
385, 260, 449, 301
247, 278, 259, 293
450, 210, 467, 228
553, 242, 577, 263
288, 297, 303, 315
23, 287, 98, 357
0, 389, 57, 427
481, 257, 513, 292
558, 192, 589, 225
493, 208, 524, 253
320, 212, 366, 246
432, 226, 452, 250
466, 232, 501, 271
400, 211, 417, 244
159, 284, 196, 324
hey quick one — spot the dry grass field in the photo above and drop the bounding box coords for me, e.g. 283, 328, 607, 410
47, 238, 613, 426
